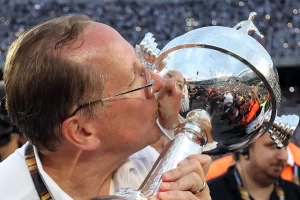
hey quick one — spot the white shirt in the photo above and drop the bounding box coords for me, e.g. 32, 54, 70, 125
0, 142, 159, 200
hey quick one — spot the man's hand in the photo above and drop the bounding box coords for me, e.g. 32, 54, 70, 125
157, 70, 184, 130
151, 154, 212, 200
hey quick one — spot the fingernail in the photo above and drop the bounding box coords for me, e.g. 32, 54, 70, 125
178, 158, 188, 166
158, 192, 167, 198
161, 182, 171, 189
163, 171, 172, 178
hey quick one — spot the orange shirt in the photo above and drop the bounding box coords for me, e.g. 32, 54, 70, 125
281, 143, 300, 182
206, 155, 234, 181
206, 143, 300, 182
242, 100, 260, 126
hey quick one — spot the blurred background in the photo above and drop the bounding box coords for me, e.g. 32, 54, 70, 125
0, 0, 299, 144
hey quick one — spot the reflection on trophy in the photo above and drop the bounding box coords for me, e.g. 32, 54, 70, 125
95, 12, 298, 200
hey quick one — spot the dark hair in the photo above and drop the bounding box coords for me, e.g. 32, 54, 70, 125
233, 151, 241, 162
233, 143, 254, 162
3, 15, 104, 151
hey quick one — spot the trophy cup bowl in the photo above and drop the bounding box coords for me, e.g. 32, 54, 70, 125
95, 13, 294, 200
136, 12, 281, 155
152, 25, 281, 154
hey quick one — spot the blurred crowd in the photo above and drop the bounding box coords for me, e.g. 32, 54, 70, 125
186, 85, 266, 126
0, 0, 300, 66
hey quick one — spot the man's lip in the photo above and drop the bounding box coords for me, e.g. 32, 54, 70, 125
270, 164, 284, 169
271, 165, 282, 168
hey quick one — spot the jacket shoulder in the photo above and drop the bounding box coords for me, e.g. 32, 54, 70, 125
208, 169, 239, 200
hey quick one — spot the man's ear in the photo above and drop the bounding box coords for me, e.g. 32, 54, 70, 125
62, 116, 100, 151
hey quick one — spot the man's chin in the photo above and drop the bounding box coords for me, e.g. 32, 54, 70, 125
265, 172, 281, 181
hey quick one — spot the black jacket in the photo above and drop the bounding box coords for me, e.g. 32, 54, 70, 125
208, 166, 300, 200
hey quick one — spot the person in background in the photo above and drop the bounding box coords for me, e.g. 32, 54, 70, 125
241, 92, 260, 126
208, 133, 300, 200
206, 142, 300, 185
223, 90, 233, 112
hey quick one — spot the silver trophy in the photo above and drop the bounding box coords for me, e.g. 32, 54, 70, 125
267, 114, 299, 148
95, 12, 299, 200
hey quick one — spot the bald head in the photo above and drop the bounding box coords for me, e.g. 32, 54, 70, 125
62, 22, 127, 64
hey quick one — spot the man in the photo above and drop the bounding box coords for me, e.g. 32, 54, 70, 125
206, 142, 300, 183
220, 90, 233, 122
206, 142, 300, 185
0, 15, 211, 200
223, 90, 233, 108
207, 88, 222, 118
241, 93, 260, 126
208, 133, 300, 200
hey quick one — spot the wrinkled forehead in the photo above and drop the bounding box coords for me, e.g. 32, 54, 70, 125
58, 22, 137, 94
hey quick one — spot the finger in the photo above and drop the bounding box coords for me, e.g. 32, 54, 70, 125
184, 154, 211, 176
195, 182, 211, 200
149, 195, 160, 200
158, 191, 198, 200
177, 158, 189, 167
163, 72, 184, 95
160, 172, 202, 193
163, 76, 179, 94
162, 159, 203, 182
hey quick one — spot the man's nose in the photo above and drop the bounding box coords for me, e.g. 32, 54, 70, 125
145, 71, 163, 98
276, 146, 288, 162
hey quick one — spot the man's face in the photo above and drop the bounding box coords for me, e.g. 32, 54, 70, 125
66, 22, 163, 154
249, 133, 288, 181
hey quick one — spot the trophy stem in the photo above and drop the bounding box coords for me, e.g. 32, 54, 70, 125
138, 113, 208, 198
